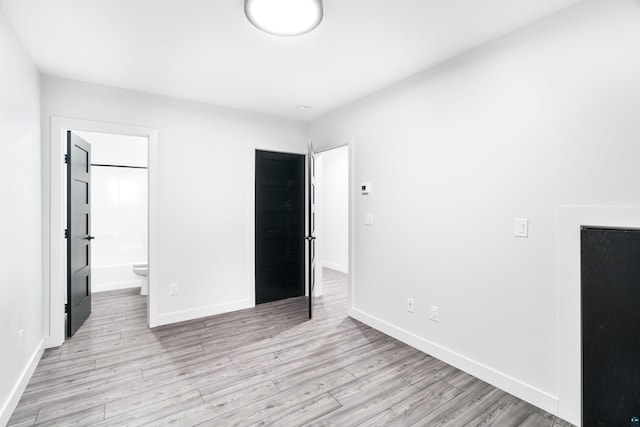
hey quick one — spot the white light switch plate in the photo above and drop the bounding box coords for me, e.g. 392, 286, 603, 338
430, 306, 439, 322
364, 213, 374, 226
515, 218, 529, 238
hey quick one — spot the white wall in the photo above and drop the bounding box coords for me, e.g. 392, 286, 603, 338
75, 131, 148, 293
75, 131, 147, 167
0, 10, 44, 426
319, 146, 348, 273
41, 76, 307, 327
309, 0, 640, 424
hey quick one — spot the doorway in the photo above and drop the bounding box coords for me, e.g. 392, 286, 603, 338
48, 117, 158, 347
65, 130, 149, 336
253, 145, 349, 317
312, 145, 349, 314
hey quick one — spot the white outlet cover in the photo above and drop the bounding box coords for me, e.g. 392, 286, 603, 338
170, 283, 179, 295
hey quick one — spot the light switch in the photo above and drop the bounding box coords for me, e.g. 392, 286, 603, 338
515, 218, 529, 238
364, 213, 374, 226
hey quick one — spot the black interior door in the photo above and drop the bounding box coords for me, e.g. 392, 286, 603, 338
582, 227, 640, 426
306, 141, 316, 319
67, 131, 93, 337
255, 150, 305, 304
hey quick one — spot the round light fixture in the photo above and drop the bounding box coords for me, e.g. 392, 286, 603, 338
245, 0, 323, 37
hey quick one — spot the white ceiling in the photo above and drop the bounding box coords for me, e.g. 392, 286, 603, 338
0, 0, 581, 121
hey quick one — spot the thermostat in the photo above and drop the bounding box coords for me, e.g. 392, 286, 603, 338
361, 182, 372, 195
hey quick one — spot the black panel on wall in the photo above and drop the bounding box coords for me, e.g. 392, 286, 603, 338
582, 227, 640, 426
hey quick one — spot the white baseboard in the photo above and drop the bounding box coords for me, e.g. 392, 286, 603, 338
322, 261, 348, 274
92, 280, 141, 293
348, 307, 559, 416
156, 299, 254, 326
0, 338, 45, 427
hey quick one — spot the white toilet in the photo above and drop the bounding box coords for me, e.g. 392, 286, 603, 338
132, 263, 148, 295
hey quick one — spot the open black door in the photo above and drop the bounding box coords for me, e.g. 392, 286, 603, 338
255, 150, 305, 304
306, 141, 316, 319
67, 131, 94, 337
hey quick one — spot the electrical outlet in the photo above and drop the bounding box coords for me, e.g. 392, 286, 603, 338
407, 298, 415, 313
170, 283, 179, 295
430, 306, 439, 322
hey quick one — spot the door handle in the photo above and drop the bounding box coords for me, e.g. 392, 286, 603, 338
305, 236, 316, 241
86, 236, 96, 240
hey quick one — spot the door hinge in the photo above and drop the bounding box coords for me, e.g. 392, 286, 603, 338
64, 154, 68, 164
65, 303, 68, 313
64, 229, 69, 239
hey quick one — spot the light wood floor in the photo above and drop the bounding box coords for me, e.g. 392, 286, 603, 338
9, 268, 574, 426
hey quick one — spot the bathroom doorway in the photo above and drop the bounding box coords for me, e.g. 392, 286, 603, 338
65, 130, 149, 336
48, 117, 158, 347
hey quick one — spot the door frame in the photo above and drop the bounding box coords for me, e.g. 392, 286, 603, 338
47, 117, 158, 347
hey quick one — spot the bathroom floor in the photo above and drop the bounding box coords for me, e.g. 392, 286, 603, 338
9, 270, 573, 426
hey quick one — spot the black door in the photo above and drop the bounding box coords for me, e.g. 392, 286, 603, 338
67, 131, 94, 337
306, 141, 316, 319
255, 150, 305, 304
582, 227, 640, 426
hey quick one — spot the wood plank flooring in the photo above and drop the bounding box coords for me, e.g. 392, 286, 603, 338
9, 269, 574, 426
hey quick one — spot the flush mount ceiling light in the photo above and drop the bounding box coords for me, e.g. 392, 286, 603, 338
245, 0, 323, 37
